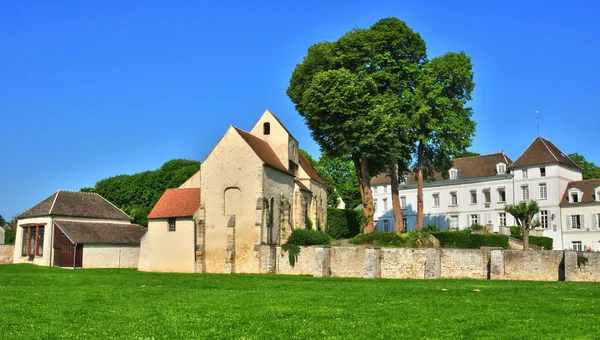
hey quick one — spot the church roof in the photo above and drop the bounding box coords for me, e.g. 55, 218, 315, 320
148, 188, 201, 219
295, 179, 311, 192
510, 137, 581, 170
298, 152, 327, 187
54, 220, 146, 245
560, 179, 600, 206
234, 127, 292, 175
371, 152, 512, 185
18, 191, 131, 221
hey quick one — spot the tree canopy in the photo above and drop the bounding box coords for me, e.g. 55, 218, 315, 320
569, 153, 600, 180
81, 159, 200, 226
504, 200, 540, 250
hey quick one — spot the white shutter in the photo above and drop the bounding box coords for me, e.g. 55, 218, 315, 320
582, 215, 585, 229
592, 214, 598, 230
477, 214, 481, 225
566, 215, 571, 230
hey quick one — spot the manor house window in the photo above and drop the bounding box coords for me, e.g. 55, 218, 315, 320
450, 192, 457, 206
497, 188, 506, 203
21, 225, 45, 258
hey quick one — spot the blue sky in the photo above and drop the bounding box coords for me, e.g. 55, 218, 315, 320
1, 0, 598, 220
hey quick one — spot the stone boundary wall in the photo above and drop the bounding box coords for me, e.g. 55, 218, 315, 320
265, 246, 600, 282
0, 245, 15, 264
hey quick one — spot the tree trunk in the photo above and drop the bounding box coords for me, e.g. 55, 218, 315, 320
352, 154, 374, 233
522, 227, 530, 250
390, 158, 404, 233
416, 141, 424, 230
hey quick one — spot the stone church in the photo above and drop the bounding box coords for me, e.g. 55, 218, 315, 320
138, 110, 327, 273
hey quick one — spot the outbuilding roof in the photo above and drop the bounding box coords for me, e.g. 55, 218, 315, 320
371, 152, 512, 185
560, 179, 600, 206
148, 188, 201, 219
510, 137, 580, 170
18, 191, 131, 220
53, 220, 146, 245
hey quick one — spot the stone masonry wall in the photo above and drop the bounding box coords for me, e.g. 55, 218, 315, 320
276, 246, 315, 275
0, 245, 15, 264
573, 251, 600, 282
440, 249, 490, 279
329, 247, 365, 278
380, 248, 428, 279
503, 250, 564, 281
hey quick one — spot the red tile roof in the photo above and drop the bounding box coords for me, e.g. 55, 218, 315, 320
371, 152, 512, 185
298, 152, 327, 187
148, 188, 200, 219
233, 127, 291, 175
510, 137, 581, 170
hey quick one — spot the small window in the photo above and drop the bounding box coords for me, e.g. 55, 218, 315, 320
168, 218, 176, 232
470, 191, 477, 204
433, 194, 440, 208
498, 188, 506, 203
540, 210, 549, 229
572, 241, 583, 251
496, 163, 506, 175
383, 198, 388, 211
373, 186, 377, 194
523, 169, 528, 179
384, 185, 388, 193
483, 190, 491, 204
540, 167, 546, 177
570, 192, 579, 203
522, 186, 529, 201
571, 215, 582, 229
450, 192, 458, 206
499, 212, 506, 227
263, 122, 270, 135
373, 199, 378, 212
402, 217, 408, 229
539, 183, 547, 200
449, 169, 458, 180
383, 220, 390, 232
596, 190, 600, 202
470, 214, 479, 226
400, 196, 406, 209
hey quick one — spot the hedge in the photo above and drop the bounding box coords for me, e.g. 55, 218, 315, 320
326, 208, 364, 239
348, 231, 404, 247
514, 235, 553, 250
286, 228, 330, 246
4, 229, 15, 245
432, 231, 509, 249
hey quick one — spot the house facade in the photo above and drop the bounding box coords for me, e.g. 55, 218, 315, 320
372, 137, 584, 250
13, 190, 146, 268
560, 179, 600, 251
138, 110, 327, 273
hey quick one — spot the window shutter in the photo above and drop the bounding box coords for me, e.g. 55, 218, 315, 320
582, 214, 585, 229
592, 214, 598, 230
566, 215, 571, 230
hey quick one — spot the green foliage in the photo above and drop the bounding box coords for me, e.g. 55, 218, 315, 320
470, 224, 484, 231
316, 154, 362, 209
405, 230, 435, 248
577, 255, 589, 268
509, 226, 522, 236
453, 150, 481, 158
504, 200, 540, 250
281, 243, 301, 267
81, 159, 200, 226
305, 217, 313, 230
348, 231, 404, 247
423, 223, 440, 233
432, 231, 509, 249
4, 229, 15, 244
286, 228, 330, 246
514, 235, 553, 250
0, 214, 6, 227
326, 208, 364, 239
568, 153, 600, 180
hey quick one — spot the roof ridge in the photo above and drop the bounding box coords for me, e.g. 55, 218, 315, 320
49, 191, 60, 214
454, 152, 503, 160
96, 193, 133, 221
568, 178, 600, 184
538, 137, 560, 162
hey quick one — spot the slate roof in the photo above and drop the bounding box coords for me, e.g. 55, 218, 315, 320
18, 191, 132, 220
233, 127, 292, 175
148, 188, 201, 219
371, 152, 512, 185
298, 152, 327, 187
560, 179, 600, 206
510, 137, 581, 170
54, 220, 146, 245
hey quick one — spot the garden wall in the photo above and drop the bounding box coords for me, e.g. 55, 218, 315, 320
0, 245, 14, 264
263, 246, 600, 282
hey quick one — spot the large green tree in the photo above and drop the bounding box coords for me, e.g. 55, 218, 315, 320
81, 159, 200, 226
569, 153, 600, 180
411, 52, 476, 229
0, 214, 6, 227
504, 200, 540, 250
288, 18, 426, 232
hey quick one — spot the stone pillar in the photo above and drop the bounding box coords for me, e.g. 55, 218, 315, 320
195, 203, 206, 273
424, 248, 440, 279
364, 247, 381, 279
314, 247, 330, 277
564, 251, 579, 282
490, 249, 504, 280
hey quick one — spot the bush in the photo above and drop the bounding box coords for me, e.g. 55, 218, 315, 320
326, 208, 364, 239
514, 235, 553, 250
423, 223, 440, 233
286, 228, 330, 246
348, 231, 404, 247
432, 231, 509, 249
4, 229, 15, 245
510, 226, 522, 236
470, 224, 484, 231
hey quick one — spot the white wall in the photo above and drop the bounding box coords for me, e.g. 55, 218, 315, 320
138, 217, 196, 273
561, 204, 600, 251
83, 245, 140, 268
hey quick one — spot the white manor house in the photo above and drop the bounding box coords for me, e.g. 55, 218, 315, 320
371, 137, 600, 251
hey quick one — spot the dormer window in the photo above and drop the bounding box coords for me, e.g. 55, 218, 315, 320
263, 122, 270, 135
569, 189, 581, 203
449, 168, 459, 180
596, 188, 600, 202
496, 163, 506, 175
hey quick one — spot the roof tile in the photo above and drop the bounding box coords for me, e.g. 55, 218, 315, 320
510, 137, 580, 169
54, 220, 146, 245
148, 188, 200, 219
18, 191, 131, 220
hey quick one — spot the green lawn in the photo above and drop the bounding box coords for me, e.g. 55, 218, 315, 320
0, 265, 598, 339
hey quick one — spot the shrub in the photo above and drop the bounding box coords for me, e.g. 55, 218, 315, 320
348, 231, 404, 247
514, 235, 553, 250
326, 208, 364, 239
432, 231, 509, 249
4, 229, 15, 245
510, 226, 522, 236
286, 228, 330, 246
423, 223, 440, 233
405, 230, 434, 248
470, 224, 484, 231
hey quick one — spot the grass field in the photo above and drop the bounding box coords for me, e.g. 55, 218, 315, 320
0, 264, 599, 339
